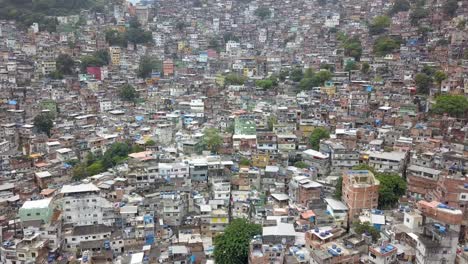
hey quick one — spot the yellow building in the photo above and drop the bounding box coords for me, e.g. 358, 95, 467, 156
320, 82, 336, 97
252, 153, 270, 168
109, 46, 121, 66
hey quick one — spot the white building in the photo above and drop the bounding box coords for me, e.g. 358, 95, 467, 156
60, 183, 115, 226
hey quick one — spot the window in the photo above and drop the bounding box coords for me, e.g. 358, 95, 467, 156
31, 253, 36, 258
36, 213, 40, 216
72, 238, 76, 241
18, 254, 25, 258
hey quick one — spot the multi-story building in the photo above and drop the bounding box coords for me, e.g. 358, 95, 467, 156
414, 200, 463, 264
342, 170, 380, 219
289, 176, 322, 207
60, 183, 115, 226
367, 151, 407, 174
320, 140, 359, 175
249, 236, 286, 264
406, 164, 441, 201
109, 46, 121, 66
160, 191, 188, 226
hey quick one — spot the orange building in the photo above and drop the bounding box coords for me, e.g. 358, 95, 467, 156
342, 170, 380, 219
163, 59, 174, 76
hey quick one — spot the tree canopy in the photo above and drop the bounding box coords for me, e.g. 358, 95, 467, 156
353, 221, 380, 242
361, 62, 370, 74
225, 74, 246, 86
214, 219, 261, 264
34, 113, 54, 137
432, 95, 468, 117
80, 50, 110, 71
298, 69, 332, 90
344, 60, 358, 72
443, 0, 458, 17
0, 0, 103, 31
334, 176, 343, 199
433, 70, 447, 86
373, 36, 402, 56
342, 36, 363, 61
369, 15, 391, 35
202, 127, 222, 153
309, 127, 330, 150
255, 76, 278, 89
137, 56, 162, 78
119, 84, 139, 103
294, 161, 309, 169
290, 68, 304, 82
254, 7, 271, 20
414, 73, 432, 94
73, 142, 139, 180
376, 172, 407, 209
56, 54, 75, 75
388, 0, 410, 16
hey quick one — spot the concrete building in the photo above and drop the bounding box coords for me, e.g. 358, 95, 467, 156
288, 176, 322, 207
109, 46, 121, 66
342, 170, 380, 219
60, 183, 115, 226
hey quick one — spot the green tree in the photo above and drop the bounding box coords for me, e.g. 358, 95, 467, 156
214, 219, 261, 264
80, 50, 110, 71
290, 68, 304, 82
56, 54, 74, 75
369, 15, 391, 35
333, 176, 343, 200
432, 95, 468, 117
294, 161, 308, 169
433, 70, 447, 86
105, 29, 128, 47
373, 36, 401, 56
344, 60, 358, 72
410, 6, 428, 25
33, 113, 54, 137
137, 56, 162, 78
255, 79, 274, 89
361, 62, 370, 74
267, 115, 277, 131
389, 0, 410, 15
353, 221, 381, 242
239, 157, 252, 167
203, 128, 222, 153
208, 37, 221, 51
299, 77, 316, 90
342, 36, 363, 61
352, 164, 377, 174
225, 74, 246, 86
443, 0, 458, 17
309, 127, 330, 150
314, 70, 332, 84
127, 27, 153, 45
254, 7, 271, 20
87, 161, 105, 175
376, 173, 407, 209
422, 65, 436, 76
278, 70, 290, 82
48, 71, 64, 79
119, 84, 139, 103
320, 64, 335, 72
414, 73, 432, 94
145, 139, 156, 146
